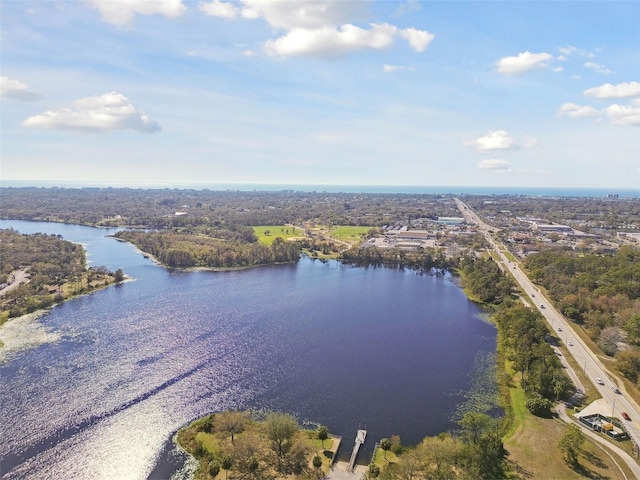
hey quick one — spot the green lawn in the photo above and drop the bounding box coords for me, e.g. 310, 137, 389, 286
253, 224, 370, 247
253, 225, 304, 245
328, 225, 370, 244
306, 225, 370, 246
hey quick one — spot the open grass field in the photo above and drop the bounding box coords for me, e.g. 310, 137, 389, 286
253, 225, 304, 245
499, 354, 633, 479
328, 225, 371, 244
503, 373, 634, 480
505, 409, 632, 479
254, 224, 370, 248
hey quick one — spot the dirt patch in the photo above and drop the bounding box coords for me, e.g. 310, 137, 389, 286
0, 269, 30, 296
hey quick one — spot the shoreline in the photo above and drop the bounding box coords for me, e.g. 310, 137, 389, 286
0, 276, 130, 349
117, 236, 302, 272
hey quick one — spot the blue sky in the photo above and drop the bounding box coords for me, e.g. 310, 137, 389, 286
1, 0, 639, 189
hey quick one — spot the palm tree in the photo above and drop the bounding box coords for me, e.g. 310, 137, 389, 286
380, 438, 391, 461
317, 425, 329, 451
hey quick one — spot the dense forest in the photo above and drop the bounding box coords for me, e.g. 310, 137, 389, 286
523, 246, 640, 384
0, 187, 461, 229
0, 228, 118, 322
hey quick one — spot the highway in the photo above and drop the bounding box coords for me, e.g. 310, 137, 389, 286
454, 198, 640, 450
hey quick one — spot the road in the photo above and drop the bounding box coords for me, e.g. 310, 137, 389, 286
454, 198, 640, 450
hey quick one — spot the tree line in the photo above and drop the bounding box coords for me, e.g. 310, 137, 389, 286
114, 230, 302, 269
459, 255, 574, 414
339, 246, 452, 271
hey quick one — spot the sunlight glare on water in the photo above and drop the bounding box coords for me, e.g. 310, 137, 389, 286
0, 220, 497, 479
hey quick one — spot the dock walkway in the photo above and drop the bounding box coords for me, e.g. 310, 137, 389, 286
347, 429, 367, 472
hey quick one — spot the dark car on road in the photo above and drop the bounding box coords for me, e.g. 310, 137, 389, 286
622, 412, 631, 421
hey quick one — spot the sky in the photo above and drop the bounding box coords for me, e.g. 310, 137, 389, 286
1, 0, 639, 190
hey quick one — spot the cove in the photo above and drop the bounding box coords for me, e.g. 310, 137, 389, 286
0, 220, 497, 480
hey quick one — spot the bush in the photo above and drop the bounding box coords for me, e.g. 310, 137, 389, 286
525, 395, 553, 417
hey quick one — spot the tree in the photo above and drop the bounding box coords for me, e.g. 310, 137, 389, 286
264, 413, 298, 458
458, 412, 491, 445
380, 438, 391, 461
214, 410, 249, 444
418, 434, 459, 478
525, 395, 553, 417
390, 435, 402, 455
114, 268, 124, 282
317, 425, 329, 450
558, 424, 585, 466
247, 456, 259, 474
312, 454, 322, 477
616, 348, 640, 382
221, 455, 233, 480
367, 463, 380, 478
208, 463, 220, 478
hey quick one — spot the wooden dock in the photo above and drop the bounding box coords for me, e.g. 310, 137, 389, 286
347, 429, 367, 471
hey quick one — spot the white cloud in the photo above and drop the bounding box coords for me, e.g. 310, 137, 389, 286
87, 0, 187, 26
265, 23, 398, 58
199, 0, 257, 19
584, 81, 640, 99
464, 130, 518, 152
21, 92, 161, 133
478, 159, 511, 170
605, 102, 640, 127
199, 1, 433, 58
399, 27, 435, 52
496, 51, 553, 75
558, 45, 579, 56
557, 102, 599, 119
557, 45, 594, 58
241, 0, 367, 30
0, 76, 42, 101
584, 62, 612, 75
383, 64, 415, 73
199, 0, 237, 19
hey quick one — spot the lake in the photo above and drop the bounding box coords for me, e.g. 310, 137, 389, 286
0, 220, 497, 480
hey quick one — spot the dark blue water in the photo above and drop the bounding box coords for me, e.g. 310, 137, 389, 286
0, 220, 496, 480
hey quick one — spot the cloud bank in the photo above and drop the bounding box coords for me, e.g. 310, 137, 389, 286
22, 92, 161, 133
199, 0, 434, 58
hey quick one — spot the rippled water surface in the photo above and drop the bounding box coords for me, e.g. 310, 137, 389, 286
0, 220, 496, 479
